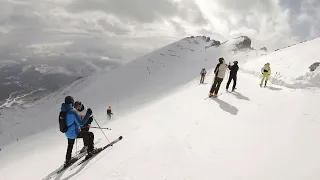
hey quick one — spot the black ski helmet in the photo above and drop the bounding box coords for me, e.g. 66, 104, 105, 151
65, 96, 74, 106
234, 61, 238, 64
74, 101, 82, 109
219, 57, 224, 63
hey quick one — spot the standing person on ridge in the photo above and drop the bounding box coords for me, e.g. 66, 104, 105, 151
74, 101, 94, 153
260, 63, 271, 87
209, 57, 228, 98
226, 61, 239, 91
60, 96, 95, 167
200, 68, 207, 84
107, 106, 113, 120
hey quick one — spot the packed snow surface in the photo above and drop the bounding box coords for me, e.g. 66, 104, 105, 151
0, 36, 320, 180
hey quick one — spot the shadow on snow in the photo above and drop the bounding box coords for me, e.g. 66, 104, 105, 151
211, 97, 239, 115
230, 91, 250, 101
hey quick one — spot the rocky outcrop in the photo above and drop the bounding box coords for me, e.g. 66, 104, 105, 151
309, 62, 320, 72
235, 36, 252, 50
260, 47, 268, 52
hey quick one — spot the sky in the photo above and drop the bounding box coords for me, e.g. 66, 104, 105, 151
0, 0, 319, 63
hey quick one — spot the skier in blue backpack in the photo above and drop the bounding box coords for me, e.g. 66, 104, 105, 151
60, 96, 94, 167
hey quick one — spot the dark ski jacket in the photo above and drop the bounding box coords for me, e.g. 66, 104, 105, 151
61, 103, 91, 139
228, 64, 239, 77
76, 104, 93, 127
107, 109, 112, 115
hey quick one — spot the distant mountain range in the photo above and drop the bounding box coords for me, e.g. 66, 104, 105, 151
0, 57, 120, 109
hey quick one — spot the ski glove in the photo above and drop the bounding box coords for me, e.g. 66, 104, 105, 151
86, 108, 92, 115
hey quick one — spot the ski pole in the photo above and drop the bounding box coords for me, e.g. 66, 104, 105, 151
76, 139, 78, 157
0, 113, 2, 134
93, 117, 110, 142
90, 126, 112, 130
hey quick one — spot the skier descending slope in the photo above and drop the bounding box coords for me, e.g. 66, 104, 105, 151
107, 106, 113, 120
260, 63, 271, 87
59, 96, 94, 167
209, 57, 228, 98
74, 101, 94, 153
226, 61, 239, 91
200, 68, 207, 84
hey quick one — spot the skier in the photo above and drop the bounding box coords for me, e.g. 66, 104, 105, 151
260, 63, 271, 87
74, 101, 93, 153
107, 106, 113, 120
226, 61, 239, 91
61, 96, 95, 166
209, 57, 228, 98
200, 68, 207, 84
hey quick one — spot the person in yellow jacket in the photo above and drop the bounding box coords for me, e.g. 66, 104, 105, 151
260, 63, 271, 87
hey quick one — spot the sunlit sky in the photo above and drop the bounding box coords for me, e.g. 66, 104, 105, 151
0, 0, 319, 62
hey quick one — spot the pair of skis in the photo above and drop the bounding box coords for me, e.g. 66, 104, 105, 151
204, 89, 237, 100
69, 136, 123, 170
204, 92, 223, 100
55, 136, 122, 174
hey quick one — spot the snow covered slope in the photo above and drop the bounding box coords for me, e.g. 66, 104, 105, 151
241, 38, 320, 88
0, 36, 222, 147
1, 36, 320, 180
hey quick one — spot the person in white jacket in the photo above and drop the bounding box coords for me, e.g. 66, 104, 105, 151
209, 57, 228, 97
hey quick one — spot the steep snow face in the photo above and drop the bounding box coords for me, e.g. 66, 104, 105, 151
242, 38, 320, 88
0, 36, 227, 147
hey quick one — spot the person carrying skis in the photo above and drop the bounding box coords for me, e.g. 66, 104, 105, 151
61, 96, 95, 166
209, 57, 228, 98
226, 61, 239, 91
107, 106, 113, 120
200, 68, 207, 84
74, 101, 93, 153
260, 63, 271, 87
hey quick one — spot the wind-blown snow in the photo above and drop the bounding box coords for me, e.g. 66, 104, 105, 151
0, 36, 320, 180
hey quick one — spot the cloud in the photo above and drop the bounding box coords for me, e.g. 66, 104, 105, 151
0, 0, 319, 65
68, 0, 179, 23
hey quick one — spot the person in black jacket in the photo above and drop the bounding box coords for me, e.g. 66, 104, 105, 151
226, 61, 239, 91
74, 101, 94, 153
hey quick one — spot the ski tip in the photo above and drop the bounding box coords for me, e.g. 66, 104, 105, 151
119, 136, 123, 140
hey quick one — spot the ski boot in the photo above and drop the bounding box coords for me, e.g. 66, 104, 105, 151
79, 146, 88, 153
64, 158, 77, 168
85, 148, 101, 160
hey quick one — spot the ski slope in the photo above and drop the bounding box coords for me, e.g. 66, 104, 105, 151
242, 38, 320, 88
0, 37, 320, 180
